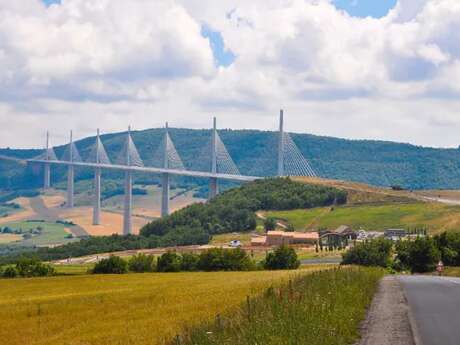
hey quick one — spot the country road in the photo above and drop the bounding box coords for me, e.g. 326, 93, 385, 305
399, 275, 460, 345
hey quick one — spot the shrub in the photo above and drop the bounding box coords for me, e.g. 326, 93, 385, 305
15, 257, 55, 277
341, 238, 392, 268
264, 245, 300, 270
396, 237, 440, 273
128, 253, 156, 273
93, 256, 128, 274
198, 248, 254, 271
264, 217, 277, 231
157, 251, 182, 272
181, 253, 200, 271
2, 266, 18, 278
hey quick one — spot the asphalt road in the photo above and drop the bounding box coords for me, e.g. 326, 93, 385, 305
398, 275, 460, 345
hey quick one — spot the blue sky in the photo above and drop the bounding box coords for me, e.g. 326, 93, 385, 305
333, 0, 397, 18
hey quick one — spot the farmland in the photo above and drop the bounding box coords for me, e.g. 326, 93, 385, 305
264, 202, 460, 234
0, 268, 324, 345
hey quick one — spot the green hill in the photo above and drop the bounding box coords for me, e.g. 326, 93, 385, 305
1, 127, 460, 192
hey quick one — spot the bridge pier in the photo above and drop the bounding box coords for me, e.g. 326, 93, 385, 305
209, 177, 218, 199
93, 167, 101, 225
43, 163, 51, 189
67, 165, 74, 208
161, 173, 170, 217
123, 170, 132, 235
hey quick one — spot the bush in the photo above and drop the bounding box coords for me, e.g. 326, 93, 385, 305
128, 253, 156, 273
181, 253, 200, 271
198, 248, 254, 271
264, 245, 300, 270
157, 251, 182, 272
264, 217, 277, 231
93, 256, 128, 274
395, 237, 440, 273
341, 238, 392, 268
15, 257, 55, 277
2, 266, 18, 278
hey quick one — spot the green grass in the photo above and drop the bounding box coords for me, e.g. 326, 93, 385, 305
0, 268, 324, 345
1, 221, 78, 246
265, 202, 460, 233
176, 267, 384, 345
52, 264, 95, 275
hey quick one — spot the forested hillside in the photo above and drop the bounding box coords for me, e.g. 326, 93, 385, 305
1, 127, 460, 191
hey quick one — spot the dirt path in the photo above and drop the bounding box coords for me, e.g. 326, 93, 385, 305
357, 275, 415, 345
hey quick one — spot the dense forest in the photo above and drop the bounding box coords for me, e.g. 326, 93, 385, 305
0, 178, 346, 263
1, 127, 460, 193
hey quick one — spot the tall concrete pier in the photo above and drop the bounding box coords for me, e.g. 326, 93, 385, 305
209, 117, 218, 199
123, 126, 133, 235
44, 131, 51, 189
67, 130, 75, 208
161, 122, 170, 217
93, 129, 101, 225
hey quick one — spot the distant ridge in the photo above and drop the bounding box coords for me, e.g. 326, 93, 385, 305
1, 127, 460, 190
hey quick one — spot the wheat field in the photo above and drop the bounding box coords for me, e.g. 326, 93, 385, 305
0, 268, 323, 345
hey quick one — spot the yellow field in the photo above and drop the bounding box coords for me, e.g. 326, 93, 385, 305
0, 269, 322, 345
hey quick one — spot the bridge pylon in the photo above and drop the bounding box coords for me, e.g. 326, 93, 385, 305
209, 117, 218, 199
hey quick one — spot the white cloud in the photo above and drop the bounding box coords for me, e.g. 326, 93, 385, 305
1, 0, 460, 148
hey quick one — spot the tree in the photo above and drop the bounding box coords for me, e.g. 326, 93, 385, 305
2, 266, 18, 278
157, 251, 182, 272
341, 238, 392, 268
396, 237, 440, 273
93, 256, 128, 274
264, 245, 300, 270
264, 217, 277, 231
198, 248, 254, 271
181, 253, 200, 271
15, 257, 55, 277
128, 253, 156, 273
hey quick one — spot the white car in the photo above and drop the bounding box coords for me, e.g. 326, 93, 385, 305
229, 240, 242, 247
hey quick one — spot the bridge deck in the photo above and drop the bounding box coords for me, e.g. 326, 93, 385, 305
27, 159, 260, 182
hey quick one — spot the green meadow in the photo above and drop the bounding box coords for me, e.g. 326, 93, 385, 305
265, 202, 460, 233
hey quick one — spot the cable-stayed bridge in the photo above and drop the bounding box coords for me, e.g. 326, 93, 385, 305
27, 110, 316, 235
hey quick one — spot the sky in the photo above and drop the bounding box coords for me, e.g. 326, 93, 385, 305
1, 0, 460, 149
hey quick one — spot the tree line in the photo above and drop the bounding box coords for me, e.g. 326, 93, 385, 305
341, 231, 460, 273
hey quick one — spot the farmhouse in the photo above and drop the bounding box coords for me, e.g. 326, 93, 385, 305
251, 231, 319, 246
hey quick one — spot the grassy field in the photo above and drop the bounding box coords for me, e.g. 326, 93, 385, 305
265, 202, 460, 233
2, 221, 78, 246
178, 267, 384, 345
442, 267, 460, 277
0, 268, 326, 345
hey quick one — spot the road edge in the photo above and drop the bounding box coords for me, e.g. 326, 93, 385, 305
399, 276, 422, 345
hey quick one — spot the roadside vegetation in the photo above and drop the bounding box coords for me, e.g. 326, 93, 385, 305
174, 267, 384, 345
341, 232, 460, 273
